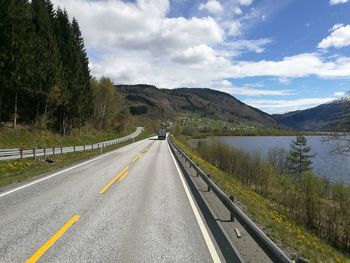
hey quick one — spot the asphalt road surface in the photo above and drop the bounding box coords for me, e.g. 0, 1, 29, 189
0, 137, 224, 262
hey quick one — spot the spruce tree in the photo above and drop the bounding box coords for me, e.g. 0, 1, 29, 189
0, 0, 33, 128
69, 18, 92, 128
52, 8, 72, 134
288, 135, 314, 178
30, 0, 60, 123
0, 0, 7, 122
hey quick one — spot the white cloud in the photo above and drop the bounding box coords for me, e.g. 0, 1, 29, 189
51, 0, 350, 94
233, 7, 243, 15
244, 97, 336, 113
237, 0, 254, 6
173, 44, 226, 65
334, 91, 346, 96
199, 0, 223, 14
330, 0, 349, 5
217, 80, 294, 96
227, 21, 241, 36
330, 24, 344, 31
230, 53, 350, 79
318, 24, 350, 49
52, 0, 223, 54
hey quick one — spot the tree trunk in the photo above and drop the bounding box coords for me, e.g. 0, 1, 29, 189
0, 87, 3, 123
13, 91, 18, 128
36, 97, 40, 120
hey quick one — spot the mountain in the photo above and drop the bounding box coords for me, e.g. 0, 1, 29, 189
273, 98, 350, 131
116, 84, 281, 128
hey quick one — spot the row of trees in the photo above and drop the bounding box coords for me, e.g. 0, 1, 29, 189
195, 136, 349, 251
0, 0, 91, 134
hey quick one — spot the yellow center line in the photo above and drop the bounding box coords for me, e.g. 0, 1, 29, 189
135, 143, 153, 161
26, 215, 80, 263
133, 153, 142, 162
99, 166, 129, 194
118, 171, 129, 182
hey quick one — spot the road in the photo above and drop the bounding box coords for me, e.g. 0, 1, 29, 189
0, 137, 224, 262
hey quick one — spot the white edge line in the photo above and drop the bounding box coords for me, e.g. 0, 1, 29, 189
167, 142, 222, 263
0, 138, 146, 198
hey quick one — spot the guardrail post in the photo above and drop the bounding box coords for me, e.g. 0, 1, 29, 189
33, 149, 35, 160
73, 146, 76, 152
229, 195, 235, 222
44, 148, 46, 159
92, 144, 94, 150
53, 147, 55, 156
207, 174, 211, 192
60, 147, 63, 154
83, 145, 86, 152
20, 149, 23, 159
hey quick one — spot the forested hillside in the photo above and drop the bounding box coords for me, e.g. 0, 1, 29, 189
0, 0, 129, 135
118, 84, 282, 129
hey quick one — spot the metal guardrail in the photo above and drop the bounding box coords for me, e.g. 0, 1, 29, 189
0, 127, 144, 161
168, 137, 292, 263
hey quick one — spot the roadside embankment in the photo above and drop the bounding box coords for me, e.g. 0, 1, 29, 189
171, 136, 350, 262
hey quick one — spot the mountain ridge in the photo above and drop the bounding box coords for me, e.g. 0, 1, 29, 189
273, 98, 350, 131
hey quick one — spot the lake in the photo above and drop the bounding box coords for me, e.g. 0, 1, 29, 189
215, 136, 350, 184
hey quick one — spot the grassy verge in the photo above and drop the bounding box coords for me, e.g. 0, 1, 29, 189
0, 124, 134, 149
0, 131, 152, 188
171, 136, 349, 262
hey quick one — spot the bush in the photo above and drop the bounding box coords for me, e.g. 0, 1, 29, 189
195, 139, 350, 251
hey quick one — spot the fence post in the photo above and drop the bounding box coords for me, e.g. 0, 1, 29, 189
229, 195, 235, 222
20, 149, 23, 159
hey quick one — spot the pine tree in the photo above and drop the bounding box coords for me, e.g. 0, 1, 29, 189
288, 135, 315, 178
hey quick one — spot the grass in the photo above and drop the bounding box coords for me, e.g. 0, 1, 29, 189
0, 124, 134, 149
0, 130, 152, 188
171, 136, 350, 263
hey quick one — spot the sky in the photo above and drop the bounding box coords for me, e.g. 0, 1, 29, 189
51, 0, 350, 114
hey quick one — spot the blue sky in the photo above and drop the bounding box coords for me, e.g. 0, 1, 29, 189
52, 0, 350, 113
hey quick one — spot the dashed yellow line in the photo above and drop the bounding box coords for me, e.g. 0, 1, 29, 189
26, 215, 80, 263
99, 166, 129, 194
